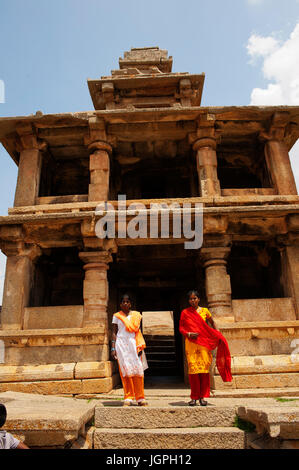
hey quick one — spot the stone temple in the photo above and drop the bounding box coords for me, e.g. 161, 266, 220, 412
0, 47, 298, 395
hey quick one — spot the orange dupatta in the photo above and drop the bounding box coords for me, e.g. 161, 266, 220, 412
114, 310, 146, 354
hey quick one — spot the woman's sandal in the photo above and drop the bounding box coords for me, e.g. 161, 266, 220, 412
138, 400, 148, 406
123, 401, 132, 407
199, 398, 208, 406
188, 399, 197, 406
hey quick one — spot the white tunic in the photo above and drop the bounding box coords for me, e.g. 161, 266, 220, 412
112, 314, 148, 377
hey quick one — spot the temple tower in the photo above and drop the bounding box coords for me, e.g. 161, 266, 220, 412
0, 47, 298, 393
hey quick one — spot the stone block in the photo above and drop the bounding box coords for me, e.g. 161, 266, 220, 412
233, 298, 296, 322
94, 406, 236, 429
142, 311, 174, 336
228, 355, 299, 375
74, 361, 114, 379
0, 363, 75, 382
3, 344, 109, 365
23, 306, 84, 329
0, 379, 83, 395
271, 338, 298, 355
227, 339, 273, 356
0, 391, 94, 447
235, 373, 299, 389
213, 376, 236, 389
93, 427, 245, 449
81, 374, 120, 394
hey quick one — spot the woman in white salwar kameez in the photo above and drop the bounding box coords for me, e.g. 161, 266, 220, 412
111, 295, 148, 406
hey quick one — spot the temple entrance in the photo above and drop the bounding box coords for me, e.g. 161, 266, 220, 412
108, 244, 206, 382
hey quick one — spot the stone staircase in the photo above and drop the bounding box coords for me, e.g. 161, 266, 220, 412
93, 402, 246, 449
144, 335, 179, 376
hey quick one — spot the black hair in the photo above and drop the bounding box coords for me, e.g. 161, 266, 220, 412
0, 403, 7, 428
187, 290, 200, 299
120, 294, 132, 303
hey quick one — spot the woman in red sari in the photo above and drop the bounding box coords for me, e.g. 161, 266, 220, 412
179, 290, 232, 406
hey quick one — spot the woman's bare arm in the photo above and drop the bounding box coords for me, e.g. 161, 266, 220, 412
111, 323, 118, 360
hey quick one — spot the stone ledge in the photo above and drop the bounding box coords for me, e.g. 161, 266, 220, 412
0, 374, 119, 395
93, 427, 245, 449
214, 373, 299, 390
214, 355, 299, 376
94, 406, 236, 429
0, 327, 108, 348
0, 361, 115, 382
0, 391, 95, 447
238, 405, 299, 439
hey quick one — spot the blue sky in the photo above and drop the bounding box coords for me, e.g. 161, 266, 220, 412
0, 0, 299, 298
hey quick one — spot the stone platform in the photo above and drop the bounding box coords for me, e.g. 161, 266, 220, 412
0, 391, 95, 448
1, 390, 299, 449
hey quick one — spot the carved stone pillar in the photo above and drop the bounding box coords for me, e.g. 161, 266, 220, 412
87, 141, 112, 201
264, 140, 297, 195
79, 250, 112, 328
193, 137, 221, 197
1, 241, 41, 330
201, 247, 233, 320
84, 117, 114, 202
14, 123, 47, 207
261, 111, 297, 195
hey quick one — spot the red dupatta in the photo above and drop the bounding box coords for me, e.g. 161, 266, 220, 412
179, 307, 232, 382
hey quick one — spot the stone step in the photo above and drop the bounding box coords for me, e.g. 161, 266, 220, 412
93, 427, 245, 449
95, 405, 236, 429
214, 372, 299, 389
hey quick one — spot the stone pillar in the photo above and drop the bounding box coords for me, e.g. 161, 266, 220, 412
87, 141, 112, 202
261, 111, 297, 196
14, 124, 47, 207
264, 140, 297, 195
79, 250, 112, 328
193, 138, 221, 197
285, 245, 299, 319
201, 247, 233, 321
1, 242, 41, 330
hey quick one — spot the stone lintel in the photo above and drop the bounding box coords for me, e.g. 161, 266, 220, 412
0, 241, 41, 259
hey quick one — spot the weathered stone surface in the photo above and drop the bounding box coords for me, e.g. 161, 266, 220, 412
3, 344, 109, 365
0, 374, 119, 395
74, 361, 115, 379
214, 355, 299, 375
235, 373, 299, 389
94, 427, 245, 449
0, 363, 75, 382
23, 306, 84, 329
226, 339, 273, 356
142, 311, 174, 336
0, 391, 94, 447
82, 374, 120, 394
233, 298, 296, 322
238, 405, 299, 439
0, 379, 83, 395
95, 406, 235, 429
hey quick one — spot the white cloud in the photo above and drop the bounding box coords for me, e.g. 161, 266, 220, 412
247, 23, 299, 190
